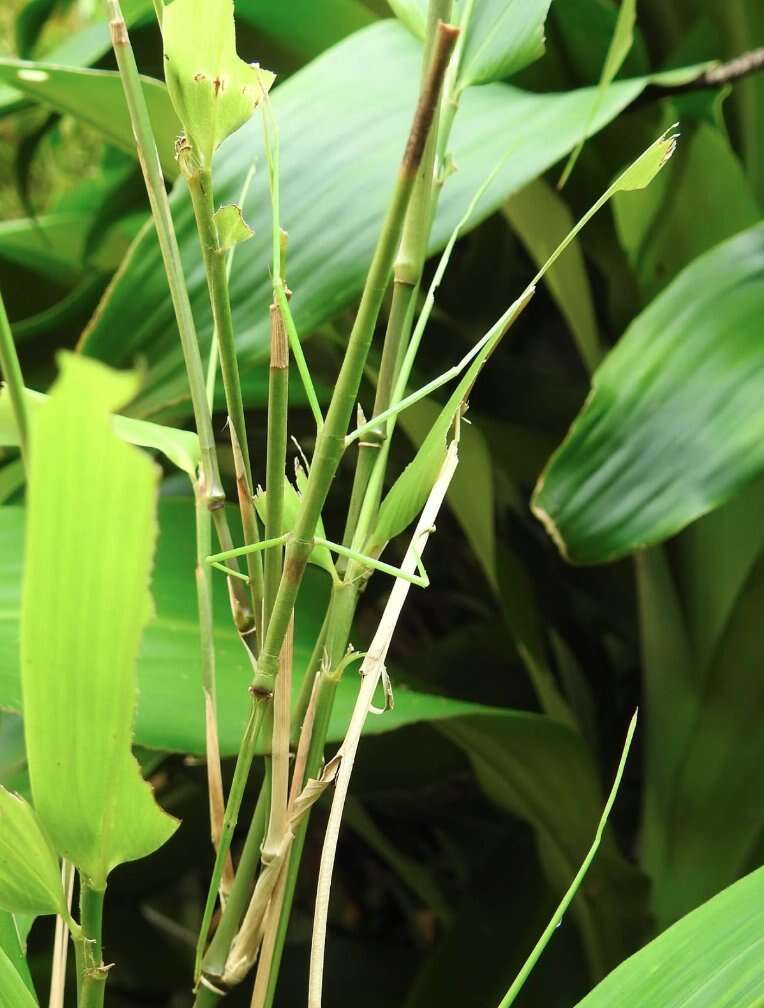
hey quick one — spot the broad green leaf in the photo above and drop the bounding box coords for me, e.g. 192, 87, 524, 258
572, 867, 764, 1008
532, 223, 764, 564
213, 204, 253, 251
0, 387, 201, 478
439, 714, 648, 978
504, 177, 602, 373
559, 0, 637, 185
0, 59, 180, 178
0, 944, 37, 1008
162, 0, 275, 169
0, 789, 65, 918
79, 21, 654, 418
21, 354, 177, 886
458, 0, 553, 88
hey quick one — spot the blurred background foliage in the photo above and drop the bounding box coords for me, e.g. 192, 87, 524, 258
1, 1, 763, 1005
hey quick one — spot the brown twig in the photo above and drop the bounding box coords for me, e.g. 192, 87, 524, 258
637, 48, 764, 107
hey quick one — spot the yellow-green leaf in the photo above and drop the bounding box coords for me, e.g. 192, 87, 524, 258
0, 788, 65, 919
162, 0, 275, 168
21, 354, 178, 887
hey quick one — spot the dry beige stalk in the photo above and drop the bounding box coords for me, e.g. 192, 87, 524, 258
307, 440, 460, 1008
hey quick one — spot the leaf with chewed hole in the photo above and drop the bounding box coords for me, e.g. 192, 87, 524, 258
21, 353, 177, 887
214, 203, 253, 251
162, 0, 275, 168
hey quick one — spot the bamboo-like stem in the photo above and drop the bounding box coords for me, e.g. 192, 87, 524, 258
194, 699, 269, 979
206, 163, 257, 409
341, 0, 454, 558
77, 880, 107, 1008
264, 623, 292, 858
250, 20, 459, 700
183, 163, 254, 492
259, 584, 358, 1008
0, 289, 28, 472
230, 424, 265, 648
106, 0, 254, 634
200, 767, 271, 983
308, 442, 459, 1008
183, 159, 265, 639
222, 622, 293, 986
264, 297, 289, 626
195, 483, 235, 896
195, 19, 458, 1003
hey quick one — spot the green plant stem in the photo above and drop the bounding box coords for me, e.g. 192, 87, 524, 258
264, 305, 289, 626
250, 20, 459, 699
184, 161, 264, 634
195, 483, 234, 895
0, 289, 28, 472
340, 282, 416, 555
195, 699, 268, 979
78, 880, 106, 1008
342, 0, 452, 559
192, 21, 458, 1002
184, 165, 254, 493
260, 584, 357, 1008
254, 18, 458, 1003
496, 713, 638, 1008
106, 0, 254, 633
200, 766, 271, 983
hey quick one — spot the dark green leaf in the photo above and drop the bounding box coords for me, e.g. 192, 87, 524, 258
573, 868, 764, 1008
532, 223, 764, 563
0, 59, 180, 178
647, 551, 764, 928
